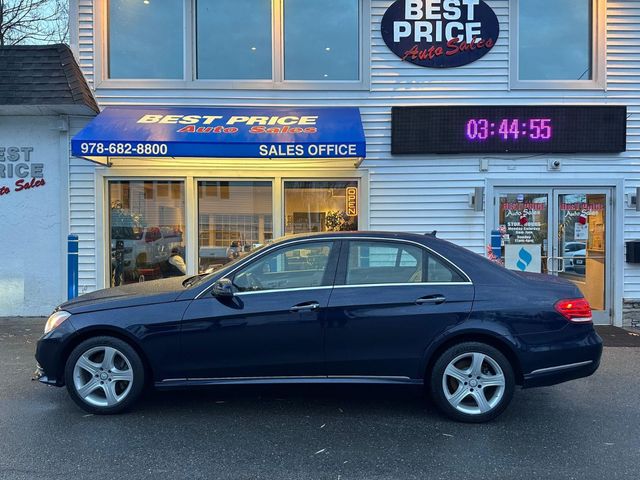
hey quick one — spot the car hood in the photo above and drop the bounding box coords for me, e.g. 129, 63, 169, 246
59, 276, 188, 314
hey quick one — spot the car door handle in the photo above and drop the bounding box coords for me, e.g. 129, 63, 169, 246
290, 302, 320, 312
416, 295, 446, 305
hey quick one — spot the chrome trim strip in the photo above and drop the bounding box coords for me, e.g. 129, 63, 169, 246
235, 286, 334, 297
332, 282, 472, 289
160, 375, 414, 383
196, 235, 472, 299
529, 360, 593, 376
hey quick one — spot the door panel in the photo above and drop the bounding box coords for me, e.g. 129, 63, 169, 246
324, 284, 475, 378
180, 288, 331, 379
554, 191, 610, 324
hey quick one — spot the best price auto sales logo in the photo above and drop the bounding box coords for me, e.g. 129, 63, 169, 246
381, 0, 500, 68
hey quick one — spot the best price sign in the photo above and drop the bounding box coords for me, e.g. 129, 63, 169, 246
381, 0, 500, 68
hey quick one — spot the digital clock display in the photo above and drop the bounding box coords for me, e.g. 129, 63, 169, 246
392, 106, 627, 154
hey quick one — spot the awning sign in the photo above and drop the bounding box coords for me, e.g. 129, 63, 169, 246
71, 107, 366, 162
381, 0, 500, 68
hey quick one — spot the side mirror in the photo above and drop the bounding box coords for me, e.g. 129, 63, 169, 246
212, 278, 234, 298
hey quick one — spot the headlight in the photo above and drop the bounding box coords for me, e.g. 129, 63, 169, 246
44, 311, 71, 334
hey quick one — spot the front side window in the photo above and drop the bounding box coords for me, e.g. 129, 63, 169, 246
233, 241, 334, 292
513, 0, 599, 87
109, 181, 186, 287
345, 241, 465, 286
108, 0, 184, 79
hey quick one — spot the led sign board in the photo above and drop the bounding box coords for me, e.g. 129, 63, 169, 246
391, 106, 627, 154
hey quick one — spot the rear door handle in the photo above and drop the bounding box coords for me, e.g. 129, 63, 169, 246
290, 302, 320, 312
416, 295, 446, 305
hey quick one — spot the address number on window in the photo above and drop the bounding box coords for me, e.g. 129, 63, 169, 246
79, 142, 168, 156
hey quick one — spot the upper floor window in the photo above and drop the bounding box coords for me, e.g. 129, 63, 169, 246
510, 0, 604, 89
104, 0, 367, 89
108, 0, 184, 79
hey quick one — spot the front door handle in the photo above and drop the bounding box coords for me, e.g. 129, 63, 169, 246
416, 295, 446, 305
290, 302, 320, 312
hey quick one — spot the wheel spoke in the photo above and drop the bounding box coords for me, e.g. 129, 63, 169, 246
471, 390, 492, 413
77, 378, 101, 398
110, 368, 133, 383
76, 355, 100, 376
447, 385, 471, 408
101, 347, 117, 371
444, 364, 468, 383
470, 353, 485, 376
481, 373, 505, 388
102, 383, 119, 406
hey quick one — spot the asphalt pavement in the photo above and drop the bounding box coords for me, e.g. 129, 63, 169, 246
1, 317, 639, 480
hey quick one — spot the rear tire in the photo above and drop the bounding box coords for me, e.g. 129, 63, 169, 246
429, 342, 515, 423
64, 336, 145, 415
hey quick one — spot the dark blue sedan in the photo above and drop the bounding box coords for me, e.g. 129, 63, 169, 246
35, 232, 602, 422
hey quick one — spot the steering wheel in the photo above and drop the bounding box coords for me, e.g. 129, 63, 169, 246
244, 272, 264, 291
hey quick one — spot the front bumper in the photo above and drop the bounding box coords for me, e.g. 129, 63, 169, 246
34, 318, 77, 387
518, 325, 603, 388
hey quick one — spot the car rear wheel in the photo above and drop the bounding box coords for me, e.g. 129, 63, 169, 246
64, 336, 145, 414
430, 342, 515, 423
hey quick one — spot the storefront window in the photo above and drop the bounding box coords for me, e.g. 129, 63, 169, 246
198, 181, 273, 273
283, 0, 360, 81
109, 181, 186, 286
284, 181, 359, 235
196, 0, 272, 80
517, 0, 593, 81
108, 0, 184, 79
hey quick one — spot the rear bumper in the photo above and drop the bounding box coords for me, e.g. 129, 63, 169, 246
518, 326, 603, 388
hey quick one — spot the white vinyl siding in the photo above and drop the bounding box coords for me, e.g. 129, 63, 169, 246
71, 0, 640, 322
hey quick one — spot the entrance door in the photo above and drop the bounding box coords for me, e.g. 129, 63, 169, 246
495, 188, 612, 324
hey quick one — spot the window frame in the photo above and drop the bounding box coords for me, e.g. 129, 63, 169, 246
95, 0, 370, 91
230, 240, 339, 293
509, 0, 606, 90
334, 238, 472, 288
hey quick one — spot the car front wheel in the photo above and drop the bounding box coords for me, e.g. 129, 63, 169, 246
430, 342, 515, 423
64, 336, 145, 414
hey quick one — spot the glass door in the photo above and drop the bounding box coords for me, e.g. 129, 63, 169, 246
552, 190, 611, 324
495, 188, 612, 324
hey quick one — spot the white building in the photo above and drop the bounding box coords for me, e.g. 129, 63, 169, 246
5, 1, 640, 326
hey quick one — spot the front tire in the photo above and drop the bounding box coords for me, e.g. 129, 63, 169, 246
64, 336, 145, 414
430, 342, 515, 423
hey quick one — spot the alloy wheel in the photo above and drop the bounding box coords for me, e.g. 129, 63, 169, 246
441, 352, 506, 416
72, 346, 134, 408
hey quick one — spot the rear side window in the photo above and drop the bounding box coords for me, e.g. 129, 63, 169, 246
345, 241, 466, 285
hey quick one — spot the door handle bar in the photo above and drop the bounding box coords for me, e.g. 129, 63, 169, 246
416, 295, 446, 305
290, 302, 320, 312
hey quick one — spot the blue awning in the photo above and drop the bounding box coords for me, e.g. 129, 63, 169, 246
72, 106, 366, 165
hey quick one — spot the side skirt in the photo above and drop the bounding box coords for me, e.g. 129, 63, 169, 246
155, 376, 423, 390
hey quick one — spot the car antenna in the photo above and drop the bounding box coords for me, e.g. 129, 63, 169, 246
426, 230, 437, 237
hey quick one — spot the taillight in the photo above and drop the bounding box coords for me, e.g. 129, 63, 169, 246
554, 298, 593, 323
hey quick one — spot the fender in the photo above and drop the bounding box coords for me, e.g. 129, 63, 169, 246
419, 317, 522, 377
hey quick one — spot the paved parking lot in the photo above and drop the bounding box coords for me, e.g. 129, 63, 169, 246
1, 317, 639, 480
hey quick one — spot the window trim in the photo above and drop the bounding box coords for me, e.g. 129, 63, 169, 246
230, 239, 339, 293
333, 238, 472, 287
95, 0, 370, 91
509, 0, 606, 90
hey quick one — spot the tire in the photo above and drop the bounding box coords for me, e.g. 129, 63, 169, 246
429, 342, 515, 423
64, 336, 145, 415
